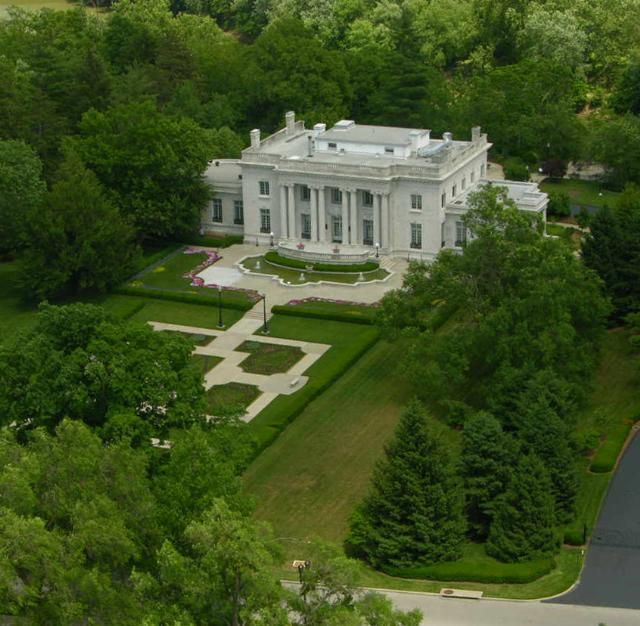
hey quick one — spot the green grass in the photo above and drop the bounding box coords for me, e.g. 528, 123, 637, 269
206, 382, 261, 417
127, 298, 244, 329
273, 301, 378, 325
242, 255, 389, 285
185, 234, 244, 248
540, 178, 619, 208
138, 251, 205, 290
237, 340, 304, 375
545, 223, 583, 250
247, 316, 381, 452
191, 354, 223, 375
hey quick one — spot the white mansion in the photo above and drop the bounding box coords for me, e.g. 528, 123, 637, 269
202, 112, 548, 260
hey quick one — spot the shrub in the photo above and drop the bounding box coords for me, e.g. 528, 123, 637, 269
186, 234, 244, 248
575, 206, 592, 229
563, 527, 586, 546
503, 158, 530, 181
547, 191, 571, 218
271, 303, 377, 325
384, 556, 555, 584
264, 251, 379, 273
114, 285, 254, 311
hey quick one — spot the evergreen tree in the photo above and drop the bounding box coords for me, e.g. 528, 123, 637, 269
347, 401, 466, 569
461, 412, 514, 539
487, 455, 559, 562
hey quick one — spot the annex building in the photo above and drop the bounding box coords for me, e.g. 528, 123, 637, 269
203, 111, 548, 260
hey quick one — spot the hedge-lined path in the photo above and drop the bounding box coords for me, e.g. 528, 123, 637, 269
548, 429, 640, 609
150, 316, 330, 421
195, 243, 407, 306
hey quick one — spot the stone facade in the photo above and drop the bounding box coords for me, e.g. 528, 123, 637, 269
202, 112, 548, 259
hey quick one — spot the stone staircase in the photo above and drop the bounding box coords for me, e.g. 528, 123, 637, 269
378, 256, 396, 271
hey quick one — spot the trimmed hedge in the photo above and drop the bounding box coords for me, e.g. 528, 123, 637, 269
271, 303, 377, 325
384, 556, 556, 585
114, 285, 254, 311
264, 250, 379, 273
186, 234, 244, 248
248, 322, 380, 455
590, 420, 635, 473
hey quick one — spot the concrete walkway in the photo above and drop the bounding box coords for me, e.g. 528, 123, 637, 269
151, 303, 330, 421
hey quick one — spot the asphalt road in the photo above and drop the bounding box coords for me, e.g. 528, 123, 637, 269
549, 430, 640, 609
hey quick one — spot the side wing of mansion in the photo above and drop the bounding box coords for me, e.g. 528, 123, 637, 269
202, 111, 548, 260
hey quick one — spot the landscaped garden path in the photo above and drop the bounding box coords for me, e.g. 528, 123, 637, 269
150, 300, 330, 421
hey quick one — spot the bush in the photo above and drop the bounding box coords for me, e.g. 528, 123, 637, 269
186, 234, 244, 248
590, 421, 634, 473
248, 321, 380, 455
575, 206, 592, 229
547, 191, 571, 218
563, 527, 586, 546
384, 556, 555, 584
264, 251, 379, 273
114, 285, 254, 311
503, 158, 530, 181
271, 303, 377, 325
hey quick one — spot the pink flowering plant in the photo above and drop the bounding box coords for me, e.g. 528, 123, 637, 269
286, 296, 381, 308
182, 247, 221, 286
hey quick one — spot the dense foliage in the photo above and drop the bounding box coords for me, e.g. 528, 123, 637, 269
373, 184, 610, 563
347, 402, 466, 568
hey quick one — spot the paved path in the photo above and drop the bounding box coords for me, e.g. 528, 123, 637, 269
548, 430, 640, 609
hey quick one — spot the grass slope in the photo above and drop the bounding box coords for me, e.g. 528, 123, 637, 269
540, 178, 619, 208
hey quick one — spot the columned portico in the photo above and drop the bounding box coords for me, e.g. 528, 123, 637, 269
287, 184, 296, 238
310, 185, 318, 241
318, 186, 326, 242
373, 193, 381, 248
280, 185, 288, 238
381, 192, 390, 249
349, 189, 358, 245
341, 188, 349, 244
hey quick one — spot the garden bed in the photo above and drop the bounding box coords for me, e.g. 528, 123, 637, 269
237, 340, 304, 375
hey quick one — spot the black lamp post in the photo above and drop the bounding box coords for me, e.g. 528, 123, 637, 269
269, 231, 274, 248
217, 285, 224, 328
262, 293, 269, 334
375, 242, 380, 258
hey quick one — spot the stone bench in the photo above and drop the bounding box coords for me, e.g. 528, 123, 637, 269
289, 377, 300, 388
440, 588, 483, 599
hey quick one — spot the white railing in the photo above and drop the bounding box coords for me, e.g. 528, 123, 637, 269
277, 244, 373, 265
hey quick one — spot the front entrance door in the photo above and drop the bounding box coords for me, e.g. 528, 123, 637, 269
363, 219, 373, 246
301, 214, 311, 239
332, 216, 343, 243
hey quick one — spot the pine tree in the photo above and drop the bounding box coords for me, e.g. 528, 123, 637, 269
347, 401, 466, 569
461, 412, 515, 539
487, 455, 559, 562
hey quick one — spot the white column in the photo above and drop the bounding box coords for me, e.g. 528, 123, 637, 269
318, 186, 326, 242
381, 192, 389, 249
341, 188, 349, 244
373, 193, 381, 248
280, 185, 288, 238
310, 186, 318, 241
287, 184, 296, 239
350, 189, 358, 245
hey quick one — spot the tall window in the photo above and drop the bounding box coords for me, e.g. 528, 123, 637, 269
234, 200, 244, 225
410, 223, 422, 249
441, 192, 446, 208
470, 170, 475, 183
331, 188, 342, 204
332, 215, 342, 242
411, 194, 422, 210
301, 214, 311, 239
362, 190, 373, 207
301, 185, 311, 201
259, 180, 270, 196
462, 176, 466, 190
212, 198, 222, 223
260, 208, 271, 233
452, 184, 457, 198
455, 221, 467, 247
480, 163, 485, 177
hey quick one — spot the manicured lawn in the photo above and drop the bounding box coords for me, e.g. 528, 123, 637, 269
127, 298, 244, 329
545, 223, 584, 250
241, 255, 389, 285
191, 354, 223, 375
237, 340, 304, 374
244, 338, 418, 544
540, 178, 619, 208
138, 250, 206, 290
247, 315, 381, 451
206, 382, 261, 417
0, 262, 38, 342
160, 330, 215, 346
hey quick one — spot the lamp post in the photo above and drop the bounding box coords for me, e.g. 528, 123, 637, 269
217, 285, 224, 329
269, 231, 274, 248
375, 242, 380, 258
262, 293, 269, 334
